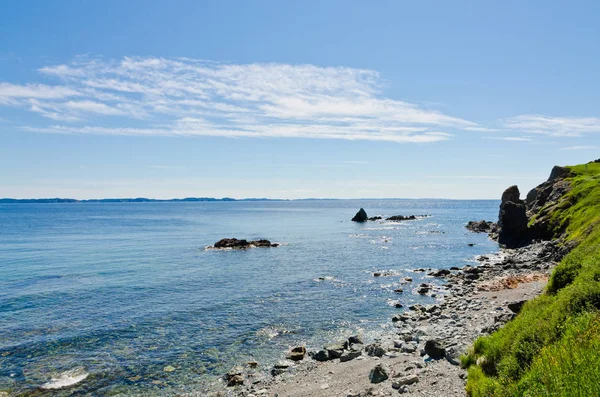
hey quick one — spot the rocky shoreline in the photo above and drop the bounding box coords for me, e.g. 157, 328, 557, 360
211, 166, 577, 397
211, 239, 564, 397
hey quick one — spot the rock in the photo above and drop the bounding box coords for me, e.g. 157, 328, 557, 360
424, 339, 445, 359
270, 361, 291, 376
507, 300, 527, 314
340, 350, 362, 362
348, 335, 364, 345
365, 343, 386, 357
393, 288, 403, 293
286, 346, 306, 361
401, 343, 417, 353
368, 364, 388, 384
225, 366, 244, 386
352, 208, 368, 222
392, 374, 419, 388
466, 220, 496, 233
386, 215, 417, 221
213, 238, 277, 249
497, 186, 530, 248
417, 284, 432, 295
429, 269, 450, 277
227, 374, 244, 386
445, 344, 465, 366
310, 350, 330, 362
368, 216, 382, 221
325, 344, 345, 359
214, 238, 251, 249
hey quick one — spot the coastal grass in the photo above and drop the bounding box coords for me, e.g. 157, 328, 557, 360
463, 162, 600, 396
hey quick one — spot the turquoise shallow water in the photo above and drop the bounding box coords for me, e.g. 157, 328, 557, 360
0, 200, 499, 395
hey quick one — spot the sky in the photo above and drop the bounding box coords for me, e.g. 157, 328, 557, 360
1, 0, 599, 199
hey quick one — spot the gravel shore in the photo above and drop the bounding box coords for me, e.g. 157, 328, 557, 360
219, 240, 563, 397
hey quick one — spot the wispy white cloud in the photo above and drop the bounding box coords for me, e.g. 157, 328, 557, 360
504, 115, 600, 137
0, 56, 482, 143
483, 136, 533, 142
561, 145, 597, 150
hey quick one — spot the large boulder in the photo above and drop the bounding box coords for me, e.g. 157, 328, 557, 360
352, 208, 368, 222
497, 186, 530, 248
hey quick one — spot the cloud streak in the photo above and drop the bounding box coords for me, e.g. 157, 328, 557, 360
1, 56, 481, 143
504, 115, 600, 137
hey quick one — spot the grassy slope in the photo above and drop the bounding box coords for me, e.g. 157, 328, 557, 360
463, 162, 600, 396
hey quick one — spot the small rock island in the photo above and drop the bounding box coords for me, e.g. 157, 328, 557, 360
210, 238, 279, 249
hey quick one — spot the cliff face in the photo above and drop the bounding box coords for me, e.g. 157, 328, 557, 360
496, 166, 573, 248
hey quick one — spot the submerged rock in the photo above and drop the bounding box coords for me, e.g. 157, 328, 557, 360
352, 208, 368, 222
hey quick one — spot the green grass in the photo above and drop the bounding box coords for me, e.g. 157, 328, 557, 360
463, 162, 600, 397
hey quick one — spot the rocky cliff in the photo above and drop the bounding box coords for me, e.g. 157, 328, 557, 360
495, 165, 573, 248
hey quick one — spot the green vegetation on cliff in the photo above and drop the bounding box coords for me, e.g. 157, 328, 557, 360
463, 162, 600, 396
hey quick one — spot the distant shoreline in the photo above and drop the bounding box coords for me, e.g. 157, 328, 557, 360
0, 197, 499, 203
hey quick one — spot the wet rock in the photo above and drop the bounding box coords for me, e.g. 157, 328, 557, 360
225, 366, 244, 386
352, 208, 368, 222
368, 364, 389, 383
213, 238, 277, 249
386, 215, 416, 221
424, 339, 446, 359
325, 344, 345, 359
466, 220, 496, 233
429, 269, 450, 277
310, 350, 330, 362
348, 335, 364, 345
270, 361, 291, 376
286, 346, 306, 361
368, 216, 382, 221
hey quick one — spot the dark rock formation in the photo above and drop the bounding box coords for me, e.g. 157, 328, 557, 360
423, 339, 446, 359
507, 300, 527, 314
466, 220, 496, 233
497, 186, 530, 248
369, 364, 389, 383
212, 238, 278, 249
351, 208, 368, 222
368, 216, 382, 221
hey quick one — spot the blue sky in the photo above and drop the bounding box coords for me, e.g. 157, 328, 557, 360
1, 0, 599, 199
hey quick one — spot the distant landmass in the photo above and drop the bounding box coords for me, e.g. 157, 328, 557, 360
0, 197, 290, 203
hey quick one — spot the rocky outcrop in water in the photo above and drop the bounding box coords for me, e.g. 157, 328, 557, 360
352, 208, 368, 222
212, 238, 279, 249
466, 220, 496, 233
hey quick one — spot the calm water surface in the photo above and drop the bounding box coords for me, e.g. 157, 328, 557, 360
0, 200, 499, 395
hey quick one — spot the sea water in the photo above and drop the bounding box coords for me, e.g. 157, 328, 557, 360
0, 200, 498, 395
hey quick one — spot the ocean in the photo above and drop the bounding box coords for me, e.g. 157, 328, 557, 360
0, 200, 499, 395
